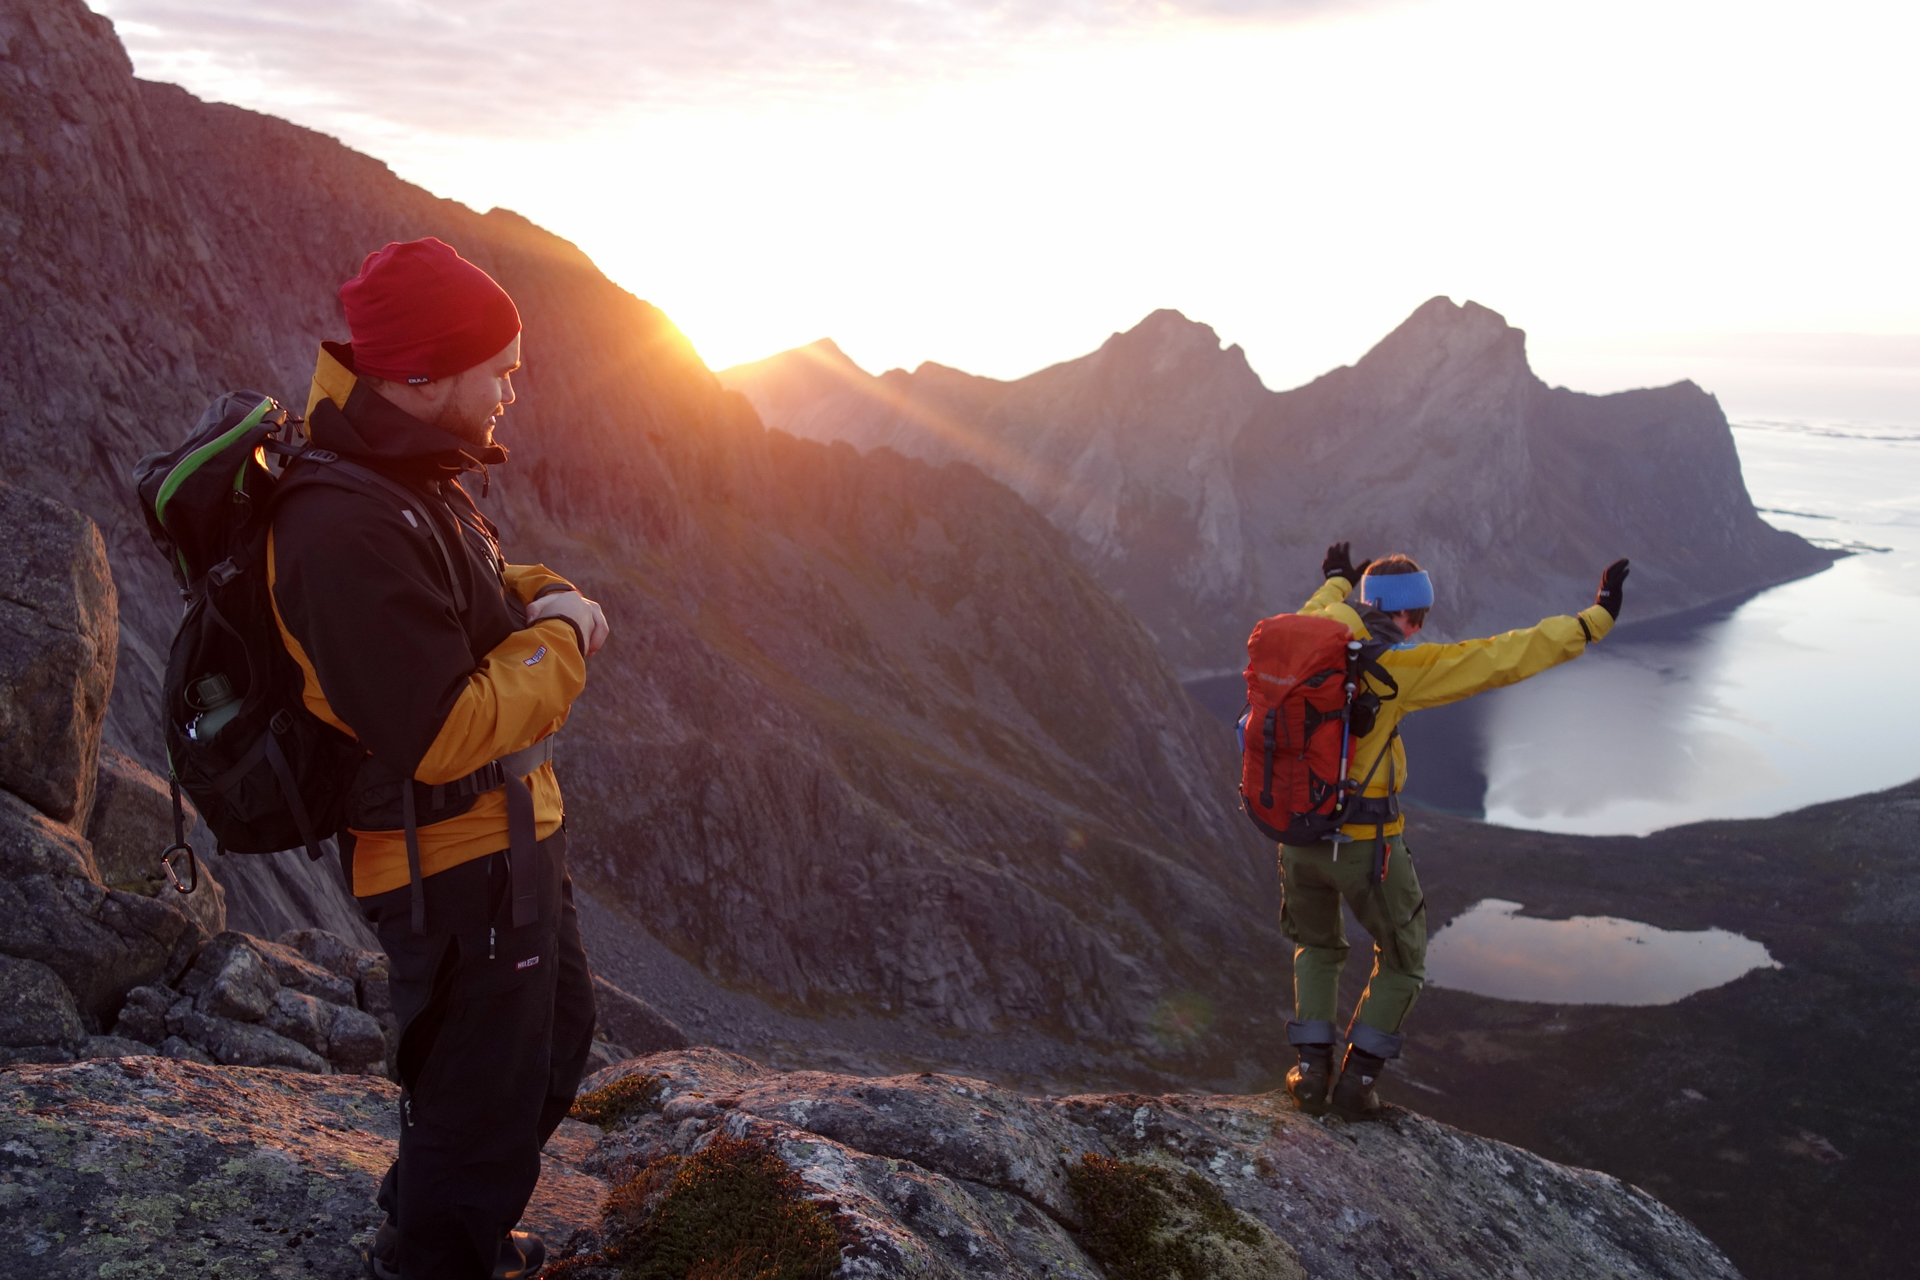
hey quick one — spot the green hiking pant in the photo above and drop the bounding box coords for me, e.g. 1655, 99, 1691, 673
1280, 833, 1427, 1037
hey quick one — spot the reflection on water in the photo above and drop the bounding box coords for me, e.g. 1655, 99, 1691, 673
1427, 899, 1780, 1006
1474, 419, 1920, 834
1188, 420, 1920, 835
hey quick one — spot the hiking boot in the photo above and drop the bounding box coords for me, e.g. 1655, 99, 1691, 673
363, 1221, 546, 1278
362, 1220, 399, 1280
1284, 1046, 1333, 1115
1330, 1046, 1389, 1120
495, 1229, 547, 1280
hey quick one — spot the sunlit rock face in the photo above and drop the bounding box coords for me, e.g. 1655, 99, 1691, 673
726, 302, 1835, 677
1, 0, 1279, 1076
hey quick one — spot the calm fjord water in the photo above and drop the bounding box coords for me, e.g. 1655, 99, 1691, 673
1191, 418, 1920, 837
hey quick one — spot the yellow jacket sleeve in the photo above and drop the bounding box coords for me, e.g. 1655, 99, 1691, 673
502, 563, 576, 605
414, 617, 587, 785
1387, 605, 1614, 712
1299, 576, 1351, 619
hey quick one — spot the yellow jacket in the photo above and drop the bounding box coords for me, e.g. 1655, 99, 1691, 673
1303, 576, 1615, 837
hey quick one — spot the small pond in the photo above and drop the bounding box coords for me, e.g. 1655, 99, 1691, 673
1424, 899, 1781, 1006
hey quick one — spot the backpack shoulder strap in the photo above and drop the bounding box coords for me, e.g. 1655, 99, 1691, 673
1353, 639, 1401, 700
273, 452, 468, 614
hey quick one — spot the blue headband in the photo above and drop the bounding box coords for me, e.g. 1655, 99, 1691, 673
1359, 570, 1434, 612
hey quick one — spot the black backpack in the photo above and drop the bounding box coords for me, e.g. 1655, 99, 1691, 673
133, 391, 458, 890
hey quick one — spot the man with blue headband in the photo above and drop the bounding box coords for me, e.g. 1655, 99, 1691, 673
1281, 545, 1630, 1119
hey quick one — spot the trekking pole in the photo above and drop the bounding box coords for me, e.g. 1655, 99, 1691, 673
1331, 640, 1361, 855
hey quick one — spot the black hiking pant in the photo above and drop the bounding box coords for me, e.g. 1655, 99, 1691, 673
360, 829, 597, 1279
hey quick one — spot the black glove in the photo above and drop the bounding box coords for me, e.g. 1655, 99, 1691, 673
1595, 558, 1629, 619
1322, 542, 1372, 583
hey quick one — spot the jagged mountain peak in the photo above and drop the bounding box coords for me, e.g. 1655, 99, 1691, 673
1079, 307, 1260, 387
1350, 295, 1532, 389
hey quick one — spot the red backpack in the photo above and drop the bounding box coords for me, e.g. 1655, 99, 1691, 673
1238, 612, 1397, 844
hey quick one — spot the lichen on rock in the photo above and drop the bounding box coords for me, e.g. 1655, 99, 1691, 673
552, 1134, 846, 1280
1068, 1151, 1302, 1280
0, 1057, 605, 1279
570, 1072, 667, 1132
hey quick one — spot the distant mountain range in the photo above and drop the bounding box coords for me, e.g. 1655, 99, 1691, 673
723, 304, 1836, 676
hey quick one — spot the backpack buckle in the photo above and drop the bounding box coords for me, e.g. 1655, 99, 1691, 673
270, 710, 293, 735
207, 559, 241, 586
302, 448, 339, 464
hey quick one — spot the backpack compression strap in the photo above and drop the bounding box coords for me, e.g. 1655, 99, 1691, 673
400, 736, 555, 935
1258, 707, 1280, 810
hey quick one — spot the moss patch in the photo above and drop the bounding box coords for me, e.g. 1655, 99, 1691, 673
1067, 1153, 1302, 1280
569, 1074, 666, 1131
553, 1135, 845, 1280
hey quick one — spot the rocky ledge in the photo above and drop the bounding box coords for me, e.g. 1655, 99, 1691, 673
2, 1057, 606, 1279
2, 1048, 1741, 1279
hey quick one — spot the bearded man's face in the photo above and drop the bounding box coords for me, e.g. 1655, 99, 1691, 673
434, 335, 521, 446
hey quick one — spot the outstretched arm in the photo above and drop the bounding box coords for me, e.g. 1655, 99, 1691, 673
1389, 559, 1625, 710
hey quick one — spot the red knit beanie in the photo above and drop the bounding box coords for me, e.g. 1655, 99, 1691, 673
339, 238, 521, 384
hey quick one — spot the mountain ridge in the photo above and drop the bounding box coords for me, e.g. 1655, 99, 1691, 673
724, 298, 1835, 675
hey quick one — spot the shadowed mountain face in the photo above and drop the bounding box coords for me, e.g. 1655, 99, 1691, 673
724, 304, 1836, 675
0, 0, 1278, 1076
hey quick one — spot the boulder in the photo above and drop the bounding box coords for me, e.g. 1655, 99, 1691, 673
261, 929, 365, 1005
86, 745, 227, 935
0, 789, 203, 1019
80, 1034, 156, 1059
0, 954, 86, 1064
282, 928, 398, 1073
126, 930, 395, 1076
326, 1004, 389, 1075
265, 986, 335, 1056
109, 983, 175, 1046
182, 934, 279, 1022
592, 973, 691, 1056
160, 1035, 214, 1065
280, 926, 378, 982
356, 958, 399, 1072
168, 1005, 330, 1073
0, 483, 116, 826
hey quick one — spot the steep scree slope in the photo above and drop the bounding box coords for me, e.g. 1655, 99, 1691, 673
723, 304, 1833, 675
0, 0, 1278, 1077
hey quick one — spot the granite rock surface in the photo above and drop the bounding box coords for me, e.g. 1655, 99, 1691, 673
0, 1048, 1738, 1279
0, 1057, 605, 1278
0, 482, 116, 826
554, 1048, 1742, 1280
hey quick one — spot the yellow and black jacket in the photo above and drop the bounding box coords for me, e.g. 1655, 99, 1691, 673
1302, 575, 1615, 839
269, 343, 586, 897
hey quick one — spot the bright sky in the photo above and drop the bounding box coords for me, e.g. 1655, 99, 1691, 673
97, 0, 1920, 423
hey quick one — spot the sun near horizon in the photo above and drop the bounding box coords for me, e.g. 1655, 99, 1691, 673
95, 0, 1920, 427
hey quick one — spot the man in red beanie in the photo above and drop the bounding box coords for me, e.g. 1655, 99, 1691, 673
269, 237, 607, 1280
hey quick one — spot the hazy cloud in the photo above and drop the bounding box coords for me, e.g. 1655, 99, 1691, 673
97, 0, 1363, 136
